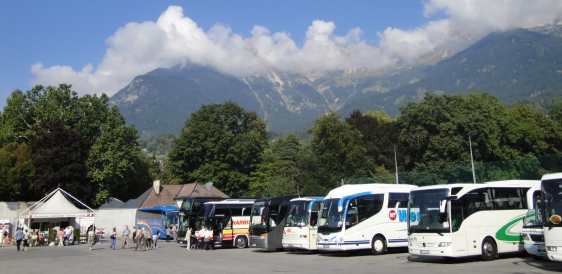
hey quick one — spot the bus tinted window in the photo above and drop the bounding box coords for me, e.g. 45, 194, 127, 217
388, 193, 409, 208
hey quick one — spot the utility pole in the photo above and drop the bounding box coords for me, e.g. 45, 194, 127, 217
469, 132, 476, 184
394, 145, 399, 184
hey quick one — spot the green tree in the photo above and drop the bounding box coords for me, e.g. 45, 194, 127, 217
0, 84, 108, 146
0, 142, 35, 201
29, 120, 92, 203
346, 110, 400, 177
86, 107, 152, 205
167, 101, 268, 197
307, 111, 367, 190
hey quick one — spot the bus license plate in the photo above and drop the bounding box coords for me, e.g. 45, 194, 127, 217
420, 250, 429, 254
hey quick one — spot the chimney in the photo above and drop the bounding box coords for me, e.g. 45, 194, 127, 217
205, 182, 213, 191
153, 180, 161, 194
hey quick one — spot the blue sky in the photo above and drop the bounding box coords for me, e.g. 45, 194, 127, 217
1, 1, 561, 106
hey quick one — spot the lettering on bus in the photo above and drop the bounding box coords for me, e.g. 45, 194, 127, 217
389, 209, 411, 222
233, 219, 249, 226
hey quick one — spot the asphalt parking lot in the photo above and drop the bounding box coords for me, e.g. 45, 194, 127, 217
1, 240, 561, 273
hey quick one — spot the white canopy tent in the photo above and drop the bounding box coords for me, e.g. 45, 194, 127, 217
18, 188, 94, 238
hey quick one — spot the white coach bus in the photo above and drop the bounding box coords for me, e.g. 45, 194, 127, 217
316, 184, 417, 255
407, 180, 540, 261
282, 196, 324, 251
540, 173, 562, 262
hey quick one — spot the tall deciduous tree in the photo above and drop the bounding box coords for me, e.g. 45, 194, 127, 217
0, 84, 108, 146
0, 142, 35, 201
167, 101, 268, 197
346, 110, 400, 176
29, 120, 92, 203
307, 111, 367, 191
86, 107, 152, 205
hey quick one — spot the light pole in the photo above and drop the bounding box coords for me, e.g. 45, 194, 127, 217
394, 145, 399, 184
468, 132, 476, 184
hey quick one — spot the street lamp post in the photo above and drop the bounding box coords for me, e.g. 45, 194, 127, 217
394, 145, 399, 184
468, 132, 476, 184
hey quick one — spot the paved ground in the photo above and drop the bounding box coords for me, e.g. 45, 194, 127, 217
1, 240, 562, 273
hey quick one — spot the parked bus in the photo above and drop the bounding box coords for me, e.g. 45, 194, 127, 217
407, 180, 540, 261
199, 199, 255, 248
522, 187, 546, 259
316, 184, 416, 255
540, 173, 562, 261
249, 195, 299, 250
282, 196, 324, 251
136, 206, 179, 239
176, 197, 226, 243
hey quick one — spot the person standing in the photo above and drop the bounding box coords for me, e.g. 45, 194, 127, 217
57, 228, 65, 247
186, 227, 192, 250
87, 225, 95, 251
134, 227, 145, 251
199, 226, 206, 251
165, 226, 171, 242
132, 226, 138, 250
0, 225, 5, 247
171, 224, 177, 242
109, 227, 117, 250
122, 225, 130, 249
15, 227, 23, 251
204, 227, 213, 251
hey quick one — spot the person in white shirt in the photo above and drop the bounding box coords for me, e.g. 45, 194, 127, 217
186, 227, 192, 250
204, 227, 214, 251
0, 225, 5, 247
199, 226, 206, 250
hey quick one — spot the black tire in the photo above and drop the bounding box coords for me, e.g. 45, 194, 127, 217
371, 235, 386, 255
235, 236, 247, 248
481, 237, 497, 261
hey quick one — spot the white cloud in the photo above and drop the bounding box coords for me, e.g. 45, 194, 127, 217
30, 2, 562, 97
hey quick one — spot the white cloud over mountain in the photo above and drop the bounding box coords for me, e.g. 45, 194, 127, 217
30, 0, 562, 97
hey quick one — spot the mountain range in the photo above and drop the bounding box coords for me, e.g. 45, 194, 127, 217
109, 25, 562, 139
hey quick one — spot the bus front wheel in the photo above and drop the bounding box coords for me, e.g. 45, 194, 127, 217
371, 235, 386, 255
235, 236, 248, 248
481, 237, 497, 261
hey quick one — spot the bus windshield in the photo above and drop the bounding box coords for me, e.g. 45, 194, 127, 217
286, 201, 310, 227
319, 199, 343, 232
408, 189, 450, 234
249, 201, 268, 233
542, 179, 562, 227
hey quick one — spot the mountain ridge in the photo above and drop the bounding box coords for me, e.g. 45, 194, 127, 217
110, 25, 562, 139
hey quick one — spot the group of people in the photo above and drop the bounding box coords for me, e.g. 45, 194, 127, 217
56, 226, 74, 246
13, 227, 46, 251
185, 225, 214, 251
119, 225, 161, 251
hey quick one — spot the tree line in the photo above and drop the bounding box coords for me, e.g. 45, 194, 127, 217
1, 84, 562, 203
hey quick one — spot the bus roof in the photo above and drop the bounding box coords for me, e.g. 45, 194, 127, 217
324, 183, 417, 199
541, 173, 562, 181
289, 196, 324, 203
138, 205, 179, 212
411, 180, 540, 197
203, 199, 256, 205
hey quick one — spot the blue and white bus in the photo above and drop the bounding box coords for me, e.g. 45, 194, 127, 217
316, 184, 417, 255
136, 206, 179, 239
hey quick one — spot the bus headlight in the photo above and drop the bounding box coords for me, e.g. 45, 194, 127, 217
438, 242, 451, 247
547, 246, 557, 252
299, 235, 308, 239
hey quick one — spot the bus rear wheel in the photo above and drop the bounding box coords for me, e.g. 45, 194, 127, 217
481, 237, 497, 261
371, 235, 386, 255
235, 236, 248, 248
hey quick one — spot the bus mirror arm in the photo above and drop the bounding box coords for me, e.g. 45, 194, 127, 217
439, 196, 457, 214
